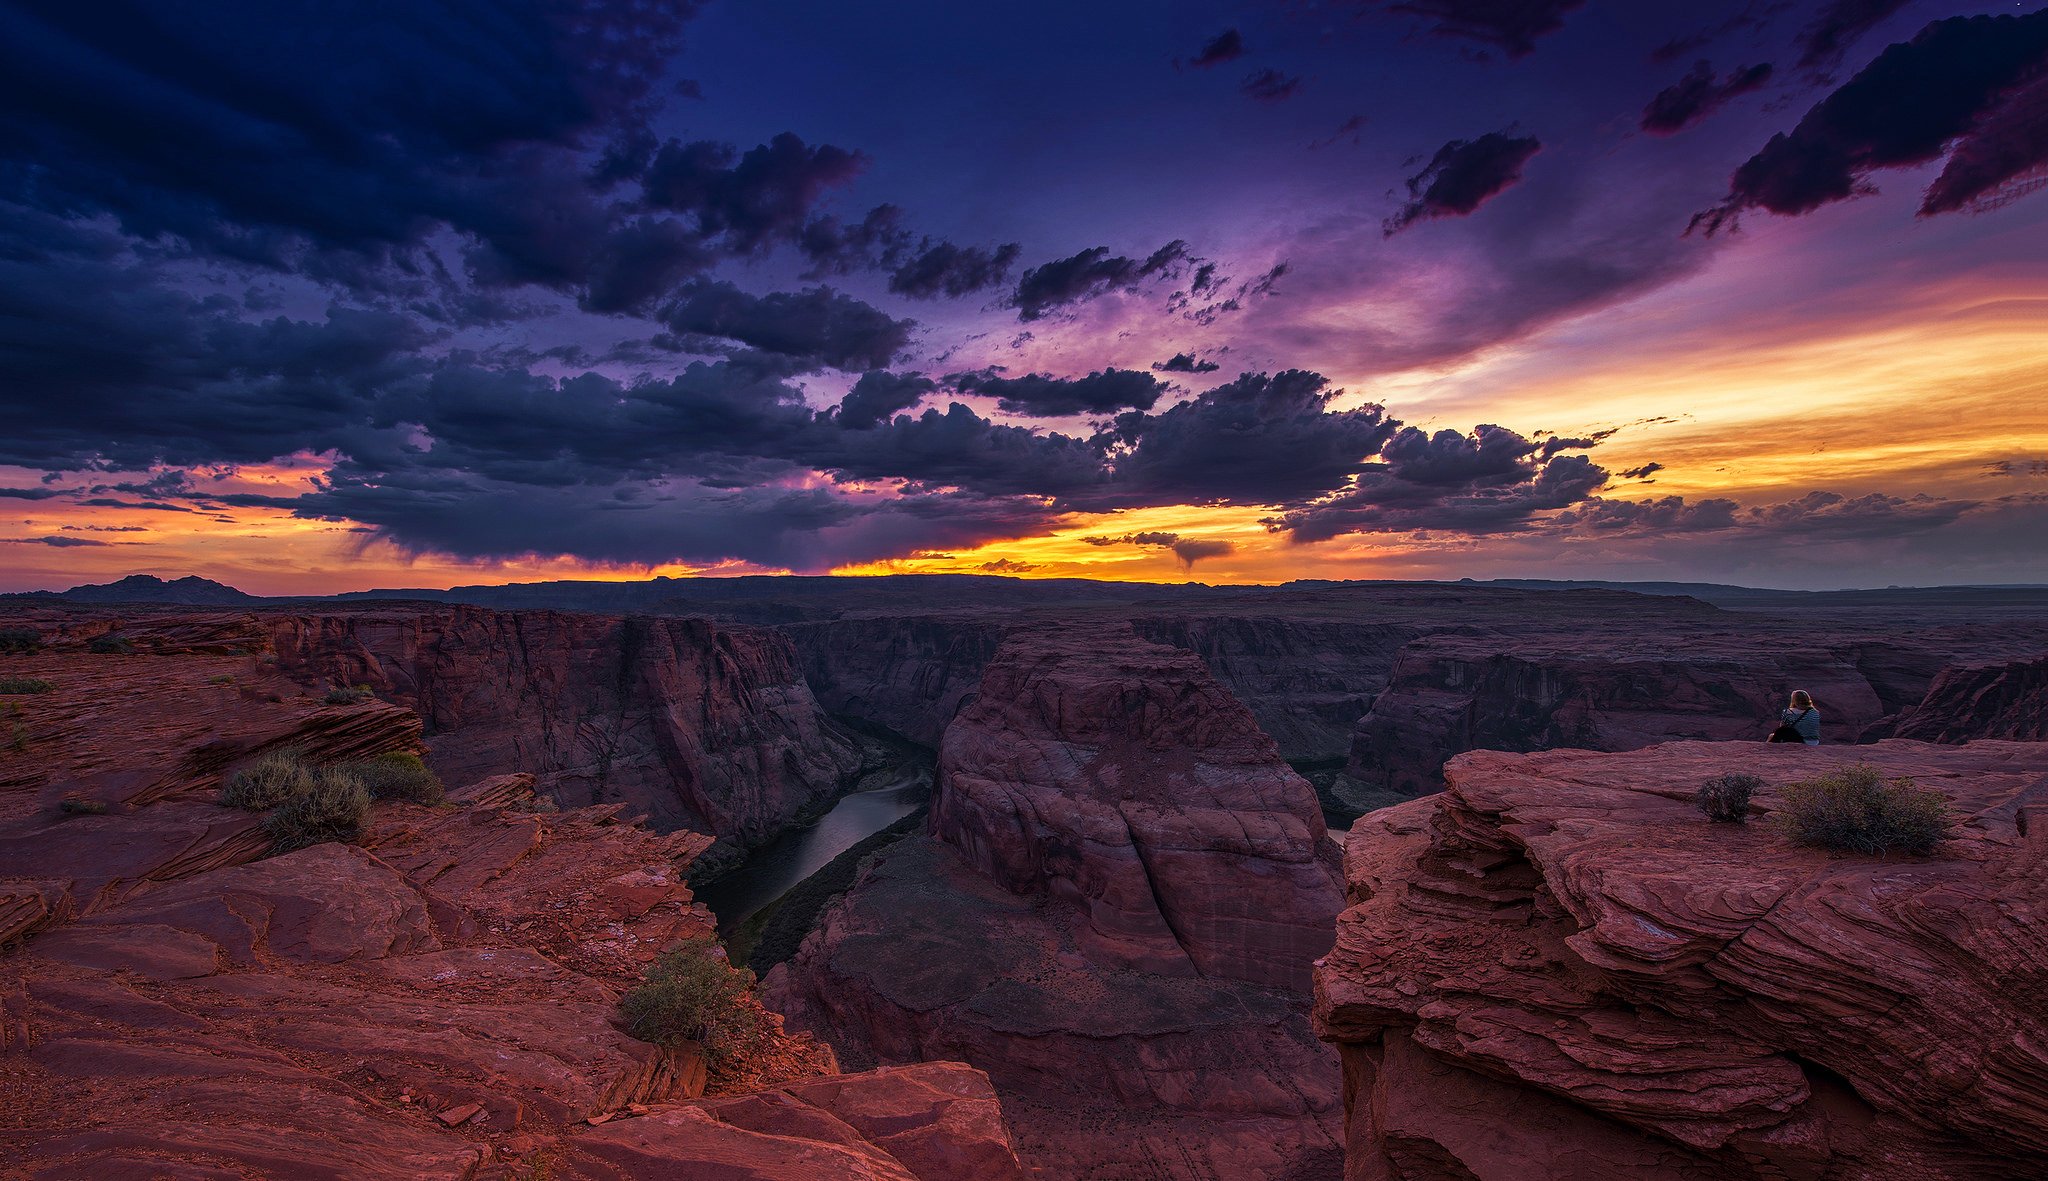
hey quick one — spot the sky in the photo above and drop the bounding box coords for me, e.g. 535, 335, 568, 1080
3, 0, 2046, 594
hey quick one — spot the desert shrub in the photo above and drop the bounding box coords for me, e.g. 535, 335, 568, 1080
323, 685, 373, 705
59, 796, 107, 815
0, 677, 54, 695
88, 635, 135, 655
207, 674, 236, 686
264, 767, 371, 852
1695, 773, 1763, 823
1774, 764, 1950, 856
619, 935, 772, 1068
8, 723, 27, 752
342, 751, 445, 805
221, 749, 315, 810
0, 627, 41, 654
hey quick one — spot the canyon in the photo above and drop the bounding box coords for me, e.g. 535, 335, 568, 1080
5, 574, 2048, 1179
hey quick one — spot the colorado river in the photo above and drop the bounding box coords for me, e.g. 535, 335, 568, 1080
697, 777, 926, 933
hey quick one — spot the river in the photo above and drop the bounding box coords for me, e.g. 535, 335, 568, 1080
696, 776, 927, 933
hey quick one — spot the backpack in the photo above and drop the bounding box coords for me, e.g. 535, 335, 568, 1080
1768, 708, 1813, 744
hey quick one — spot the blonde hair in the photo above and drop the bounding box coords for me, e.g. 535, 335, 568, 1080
1789, 690, 1814, 710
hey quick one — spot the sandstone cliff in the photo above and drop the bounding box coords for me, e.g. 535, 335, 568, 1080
265, 605, 865, 847
1315, 739, 2048, 1180
0, 611, 1026, 1178
1889, 656, 2048, 742
769, 624, 1348, 1179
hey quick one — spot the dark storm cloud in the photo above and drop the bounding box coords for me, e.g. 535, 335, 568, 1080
0, 2, 696, 260
1241, 69, 1303, 102
796, 206, 1021, 299
1188, 30, 1247, 68
1083, 530, 1235, 569
0, 486, 68, 500
888, 241, 1025, 299
1013, 241, 1190, 320
1152, 353, 1221, 374
1364, 1, 1587, 60
1272, 426, 1608, 541
1383, 132, 1541, 235
948, 368, 1169, 417
1794, 0, 1912, 72
1619, 463, 1664, 480
1089, 370, 1396, 508
1694, 12, 2048, 232
1557, 490, 1978, 540
636, 132, 866, 254
0, 250, 431, 470
1641, 62, 1774, 135
834, 371, 937, 430
655, 280, 914, 370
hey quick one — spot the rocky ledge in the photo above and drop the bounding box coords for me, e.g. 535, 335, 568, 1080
1314, 739, 2048, 1180
769, 624, 1347, 1179
0, 615, 1024, 1179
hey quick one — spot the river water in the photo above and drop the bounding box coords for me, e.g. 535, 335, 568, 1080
696, 777, 926, 933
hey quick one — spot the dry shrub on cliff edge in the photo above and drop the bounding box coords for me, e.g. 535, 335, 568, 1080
1775, 764, 1950, 856
222, 749, 314, 809
341, 751, 445, 804
620, 935, 771, 1068
264, 767, 371, 852
1695, 773, 1763, 823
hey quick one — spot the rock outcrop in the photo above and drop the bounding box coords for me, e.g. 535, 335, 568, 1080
0, 610, 1027, 1179
1315, 739, 2048, 1180
1889, 656, 2048, 742
265, 605, 866, 846
769, 624, 1347, 1179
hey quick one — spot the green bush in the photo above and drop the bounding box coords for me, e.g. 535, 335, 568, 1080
0, 627, 42, 654
222, 749, 314, 810
1695, 773, 1763, 823
323, 685, 373, 705
1774, 765, 1950, 856
88, 635, 135, 655
619, 935, 771, 1068
342, 751, 445, 805
59, 796, 108, 815
264, 767, 371, 852
0, 677, 54, 695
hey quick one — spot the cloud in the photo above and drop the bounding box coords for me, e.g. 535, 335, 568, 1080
1640, 62, 1774, 134
887, 240, 1023, 298
1556, 490, 1980, 540
978, 558, 1037, 573
0, 486, 68, 500
1241, 68, 1302, 102
1618, 463, 1664, 480
1311, 114, 1370, 150
1013, 241, 1190, 320
1693, 12, 2048, 232
1794, 0, 1912, 72
1091, 370, 1396, 509
1152, 353, 1221, 374
1364, 1, 1586, 60
835, 371, 937, 430
1272, 425, 1609, 541
1081, 530, 1235, 570
655, 279, 914, 370
1384, 132, 1541, 235
636, 132, 865, 254
1188, 30, 1246, 68
949, 368, 1168, 417
6, 535, 111, 547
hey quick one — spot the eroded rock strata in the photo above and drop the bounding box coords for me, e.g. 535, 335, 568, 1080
769, 624, 1348, 1179
1315, 739, 2048, 1180
0, 618, 1026, 1179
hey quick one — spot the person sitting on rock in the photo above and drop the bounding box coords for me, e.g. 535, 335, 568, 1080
1770, 690, 1820, 746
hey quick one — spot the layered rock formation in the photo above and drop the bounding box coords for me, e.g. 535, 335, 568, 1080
1315, 739, 2048, 1180
0, 612, 1026, 1179
267, 606, 864, 844
769, 624, 1348, 1178
1890, 656, 2048, 742
1345, 635, 1914, 799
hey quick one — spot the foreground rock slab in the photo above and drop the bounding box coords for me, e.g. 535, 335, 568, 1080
771, 624, 1347, 1179
1315, 739, 2048, 1180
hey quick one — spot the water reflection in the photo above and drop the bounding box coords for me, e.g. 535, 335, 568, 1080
698, 778, 926, 932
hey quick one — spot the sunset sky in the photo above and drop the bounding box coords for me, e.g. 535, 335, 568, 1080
4, 0, 2046, 594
